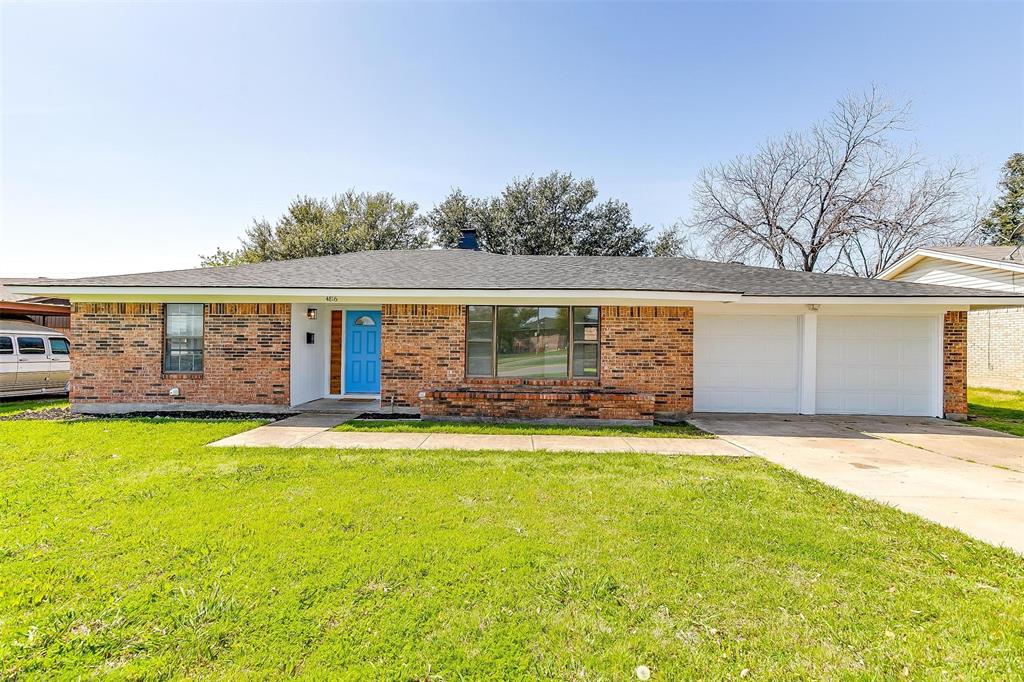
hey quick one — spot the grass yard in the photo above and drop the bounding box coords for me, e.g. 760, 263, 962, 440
1, 419, 1022, 679
968, 387, 1024, 437
333, 419, 710, 438
0, 397, 68, 416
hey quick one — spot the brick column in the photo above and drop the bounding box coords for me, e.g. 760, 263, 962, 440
943, 310, 968, 419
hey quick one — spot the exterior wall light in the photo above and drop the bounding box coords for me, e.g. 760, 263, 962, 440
306, 308, 318, 320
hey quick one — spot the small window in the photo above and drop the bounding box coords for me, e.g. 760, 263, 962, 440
0, 337, 12, 355
164, 303, 204, 373
17, 337, 46, 354
49, 337, 70, 355
572, 307, 600, 378
354, 315, 376, 326
467, 305, 494, 376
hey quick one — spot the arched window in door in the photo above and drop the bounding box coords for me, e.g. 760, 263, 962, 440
354, 315, 376, 326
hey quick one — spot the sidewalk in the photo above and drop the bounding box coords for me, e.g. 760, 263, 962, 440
208, 414, 749, 456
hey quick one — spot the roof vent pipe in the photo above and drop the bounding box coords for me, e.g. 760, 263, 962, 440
458, 228, 480, 251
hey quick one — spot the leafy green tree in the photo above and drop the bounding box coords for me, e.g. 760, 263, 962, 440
201, 190, 429, 265
981, 153, 1024, 245
427, 172, 654, 256
651, 222, 693, 257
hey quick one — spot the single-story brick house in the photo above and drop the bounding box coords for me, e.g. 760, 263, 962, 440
877, 246, 1024, 392
8, 236, 1023, 422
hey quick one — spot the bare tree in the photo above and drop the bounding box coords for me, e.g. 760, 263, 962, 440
689, 87, 979, 274
837, 165, 985, 277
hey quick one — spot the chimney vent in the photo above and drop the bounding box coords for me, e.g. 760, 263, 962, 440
458, 228, 480, 251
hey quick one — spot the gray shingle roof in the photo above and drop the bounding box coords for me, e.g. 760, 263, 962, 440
3, 249, 1017, 298
925, 246, 1024, 263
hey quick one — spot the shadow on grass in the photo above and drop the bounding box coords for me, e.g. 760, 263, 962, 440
969, 403, 1024, 422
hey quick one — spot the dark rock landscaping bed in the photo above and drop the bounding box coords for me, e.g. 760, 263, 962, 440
355, 412, 421, 420
0, 407, 79, 422
0, 408, 292, 422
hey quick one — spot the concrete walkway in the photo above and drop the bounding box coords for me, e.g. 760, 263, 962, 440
688, 414, 1024, 553
208, 414, 749, 456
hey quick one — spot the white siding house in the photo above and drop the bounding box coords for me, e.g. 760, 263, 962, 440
878, 247, 1024, 391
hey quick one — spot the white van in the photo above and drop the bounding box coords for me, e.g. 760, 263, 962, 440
0, 320, 71, 398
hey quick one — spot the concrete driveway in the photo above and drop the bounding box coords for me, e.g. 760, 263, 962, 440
688, 414, 1024, 554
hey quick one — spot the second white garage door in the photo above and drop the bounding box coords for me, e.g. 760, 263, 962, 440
816, 316, 938, 416
694, 315, 801, 413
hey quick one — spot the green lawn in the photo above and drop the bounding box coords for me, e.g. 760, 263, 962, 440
0, 397, 68, 416
334, 419, 710, 438
1, 419, 1022, 679
968, 387, 1024, 437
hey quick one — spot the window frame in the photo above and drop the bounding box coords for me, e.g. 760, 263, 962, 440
465, 305, 600, 380
163, 303, 205, 374
48, 337, 70, 356
16, 337, 47, 355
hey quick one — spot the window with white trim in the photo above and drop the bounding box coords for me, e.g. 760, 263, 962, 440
164, 304, 204, 373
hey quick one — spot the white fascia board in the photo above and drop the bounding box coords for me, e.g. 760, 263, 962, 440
692, 302, 967, 316
875, 252, 927, 280
4, 286, 743, 305
737, 296, 1024, 306
877, 249, 1024, 280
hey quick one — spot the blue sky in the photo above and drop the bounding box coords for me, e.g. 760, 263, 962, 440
2, 1, 1022, 277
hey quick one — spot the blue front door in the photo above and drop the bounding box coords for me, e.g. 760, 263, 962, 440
344, 310, 381, 394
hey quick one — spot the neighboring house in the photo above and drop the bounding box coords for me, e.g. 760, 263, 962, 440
6, 233, 1023, 421
877, 246, 1024, 391
0, 281, 71, 335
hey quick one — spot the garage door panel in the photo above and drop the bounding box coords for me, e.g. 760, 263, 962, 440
871, 340, 901, 364
872, 368, 900, 390
816, 316, 938, 417
901, 339, 931, 363
902, 367, 931, 387
694, 315, 800, 413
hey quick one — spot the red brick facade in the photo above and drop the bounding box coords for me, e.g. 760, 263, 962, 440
382, 304, 694, 421
71, 303, 290, 408
943, 310, 968, 417
600, 306, 694, 414
380, 304, 465, 407
69, 302, 969, 421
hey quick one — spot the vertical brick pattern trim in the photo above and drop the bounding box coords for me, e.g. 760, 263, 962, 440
600, 306, 694, 414
71, 302, 290, 406
380, 304, 465, 407
943, 310, 968, 416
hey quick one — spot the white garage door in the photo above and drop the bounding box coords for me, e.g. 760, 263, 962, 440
694, 315, 801, 413
816, 316, 938, 416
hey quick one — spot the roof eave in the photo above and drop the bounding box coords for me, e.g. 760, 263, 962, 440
3, 285, 744, 305
877, 249, 1024, 280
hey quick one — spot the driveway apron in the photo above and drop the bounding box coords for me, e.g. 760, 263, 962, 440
689, 414, 1024, 554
